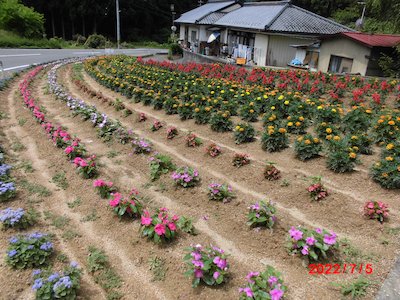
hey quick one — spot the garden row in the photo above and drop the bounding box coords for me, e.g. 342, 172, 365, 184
84, 56, 400, 189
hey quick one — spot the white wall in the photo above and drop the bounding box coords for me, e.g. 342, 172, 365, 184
254, 34, 269, 66
319, 37, 371, 75
199, 25, 208, 42
179, 25, 185, 41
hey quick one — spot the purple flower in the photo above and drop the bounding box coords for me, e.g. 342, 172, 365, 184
40, 242, 53, 251
289, 226, 303, 241
192, 260, 204, 268
213, 271, 220, 280
53, 276, 73, 292
246, 271, 260, 283
268, 276, 278, 287
301, 245, 309, 255
315, 228, 322, 234
194, 269, 203, 278
323, 231, 337, 245
47, 273, 60, 282
213, 256, 227, 269
9, 236, 19, 244
8, 249, 18, 257
239, 287, 254, 298
191, 252, 201, 261
270, 288, 284, 300
70, 261, 79, 268
32, 269, 42, 277
306, 236, 316, 246
32, 278, 43, 290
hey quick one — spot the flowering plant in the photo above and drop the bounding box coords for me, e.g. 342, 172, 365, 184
0, 163, 12, 180
171, 167, 200, 188
234, 123, 256, 144
326, 140, 359, 173
93, 179, 115, 198
149, 153, 176, 181
32, 262, 82, 300
247, 201, 277, 229
239, 266, 287, 300
205, 143, 222, 157
371, 157, 400, 189
294, 135, 322, 161
0, 208, 36, 229
209, 111, 233, 132
287, 226, 339, 261
151, 119, 163, 131
184, 244, 229, 287
363, 201, 389, 223
186, 133, 202, 147
264, 163, 281, 181
132, 137, 153, 154
166, 127, 178, 139
207, 183, 235, 203
6, 232, 54, 268
232, 153, 250, 168
138, 112, 147, 122
109, 190, 143, 219
261, 127, 288, 152
73, 155, 97, 179
64, 139, 86, 160
140, 208, 179, 243
306, 177, 328, 201
0, 181, 16, 201
52, 127, 71, 148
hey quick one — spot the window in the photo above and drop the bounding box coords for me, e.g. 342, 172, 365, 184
328, 55, 353, 73
191, 30, 197, 43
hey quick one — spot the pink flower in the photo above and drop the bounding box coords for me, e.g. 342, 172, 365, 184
93, 179, 105, 187
315, 228, 322, 234
109, 193, 122, 207
268, 276, 278, 287
323, 231, 337, 245
154, 224, 166, 236
270, 288, 284, 300
213, 256, 227, 269
306, 236, 316, 245
64, 146, 74, 154
141, 211, 152, 226
194, 269, 203, 278
289, 226, 303, 241
213, 271, 220, 280
301, 245, 309, 255
168, 222, 176, 231
239, 287, 254, 298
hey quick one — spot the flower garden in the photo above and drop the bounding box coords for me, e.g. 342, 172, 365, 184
0, 55, 399, 299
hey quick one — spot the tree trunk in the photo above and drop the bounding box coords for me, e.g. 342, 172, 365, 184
82, 16, 86, 36
51, 10, 56, 37
71, 18, 75, 37
93, 19, 97, 34
61, 18, 66, 40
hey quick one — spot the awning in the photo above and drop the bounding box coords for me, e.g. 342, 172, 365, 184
207, 32, 221, 43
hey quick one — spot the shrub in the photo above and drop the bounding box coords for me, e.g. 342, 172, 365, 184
132, 137, 152, 154
341, 106, 372, 134
239, 102, 258, 122
171, 167, 200, 188
186, 133, 202, 147
6, 232, 53, 269
294, 135, 322, 161
138, 112, 147, 122
31, 263, 82, 300
93, 179, 115, 199
0, 181, 16, 201
205, 143, 222, 157
264, 163, 281, 181
261, 127, 288, 152
64, 140, 87, 160
140, 208, 179, 243
184, 244, 229, 288
0, 208, 36, 229
177, 102, 194, 120
363, 201, 389, 223
288, 226, 339, 261
194, 106, 212, 124
149, 153, 176, 181
326, 140, 358, 173
232, 153, 250, 168
209, 111, 233, 132
109, 191, 143, 219
348, 134, 373, 155
151, 120, 163, 131
166, 127, 178, 139
73, 34, 86, 45
373, 114, 399, 144
169, 43, 183, 56
371, 158, 400, 189
239, 266, 287, 300
234, 123, 256, 144
247, 201, 277, 229
84, 34, 107, 49
207, 183, 235, 203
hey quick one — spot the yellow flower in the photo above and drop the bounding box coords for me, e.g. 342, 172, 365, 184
353, 146, 359, 151
222, 113, 227, 118
366, 109, 372, 114
295, 122, 301, 127
271, 106, 276, 110
317, 106, 323, 110
351, 136, 358, 140
326, 135, 332, 140
386, 143, 394, 150
378, 119, 384, 124
287, 116, 292, 120
221, 90, 225, 93
388, 120, 395, 125
305, 139, 311, 145
321, 122, 327, 127
299, 116, 304, 121
249, 109, 255, 113
297, 137, 304, 142
278, 95, 284, 100
349, 152, 357, 159
326, 128, 332, 134
397, 166, 400, 172
313, 138, 319, 143
173, 104, 178, 108
211, 91, 215, 94
235, 125, 241, 131
284, 100, 289, 105
333, 136, 341, 141
239, 128, 245, 132
249, 102, 254, 106
287, 122, 293, 127
331, 109, 337, 113
205, 107, 211, 112
386, 156, 394, 161
278, 128, 286, 134
268, 129, 275, 135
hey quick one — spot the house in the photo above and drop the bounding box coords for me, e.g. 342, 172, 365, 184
319, 32, 400, 76
175, 0, 352, 68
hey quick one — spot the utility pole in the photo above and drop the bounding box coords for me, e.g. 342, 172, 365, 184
116, 0, 121, 49
198, 0, 204, 6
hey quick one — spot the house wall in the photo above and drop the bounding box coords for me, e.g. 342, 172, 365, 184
319, 37, 371, 75
179, 24, 185, 41
267, 35, 315, 67
254, 34, 269, 66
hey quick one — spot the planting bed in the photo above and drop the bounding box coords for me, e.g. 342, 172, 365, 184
0, 56, 399, 300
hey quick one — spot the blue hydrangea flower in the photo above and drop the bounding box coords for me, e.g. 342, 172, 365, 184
32, 278, 43, 290
47, 272, 60, 282
0, 181, 16, 194
8, 249, 18, 257
28, 232, 45, 240
9, 236, 19, 244
40, 242, 53, 251
0, 164, 12, 176
1, 208, 25, 226
53, 276, 73, 292
32, 269, 42, 277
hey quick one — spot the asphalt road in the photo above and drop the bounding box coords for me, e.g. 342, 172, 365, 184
0, 48, 167, 74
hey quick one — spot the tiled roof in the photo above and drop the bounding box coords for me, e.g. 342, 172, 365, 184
175, 1, 235, 24
197, 12, 227, 25
340, 32, 400, 47
214, 1, 353, 34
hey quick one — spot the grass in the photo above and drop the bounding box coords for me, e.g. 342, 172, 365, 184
11, 141, 26, 152
339, 239, 376, 264
17, 118, 26, 126
44, 211, 71, 229
72, 63, 84, 81
0, 111, 9, 119
57, 253, 68, 263
67, 197, 82, 209
51, 171, 69, 190
107, 150, 120, 158
331, 277, 375, 299
16, 160, 35, 173
81, 209, 99, 222
87, 246, 108, 272
62, 230, 81, 241
20, 179, 52, 197
148, 256, 167, 281
385, 226, 400, 235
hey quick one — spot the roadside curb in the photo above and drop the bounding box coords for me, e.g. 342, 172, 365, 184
376, 257, 400, 299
